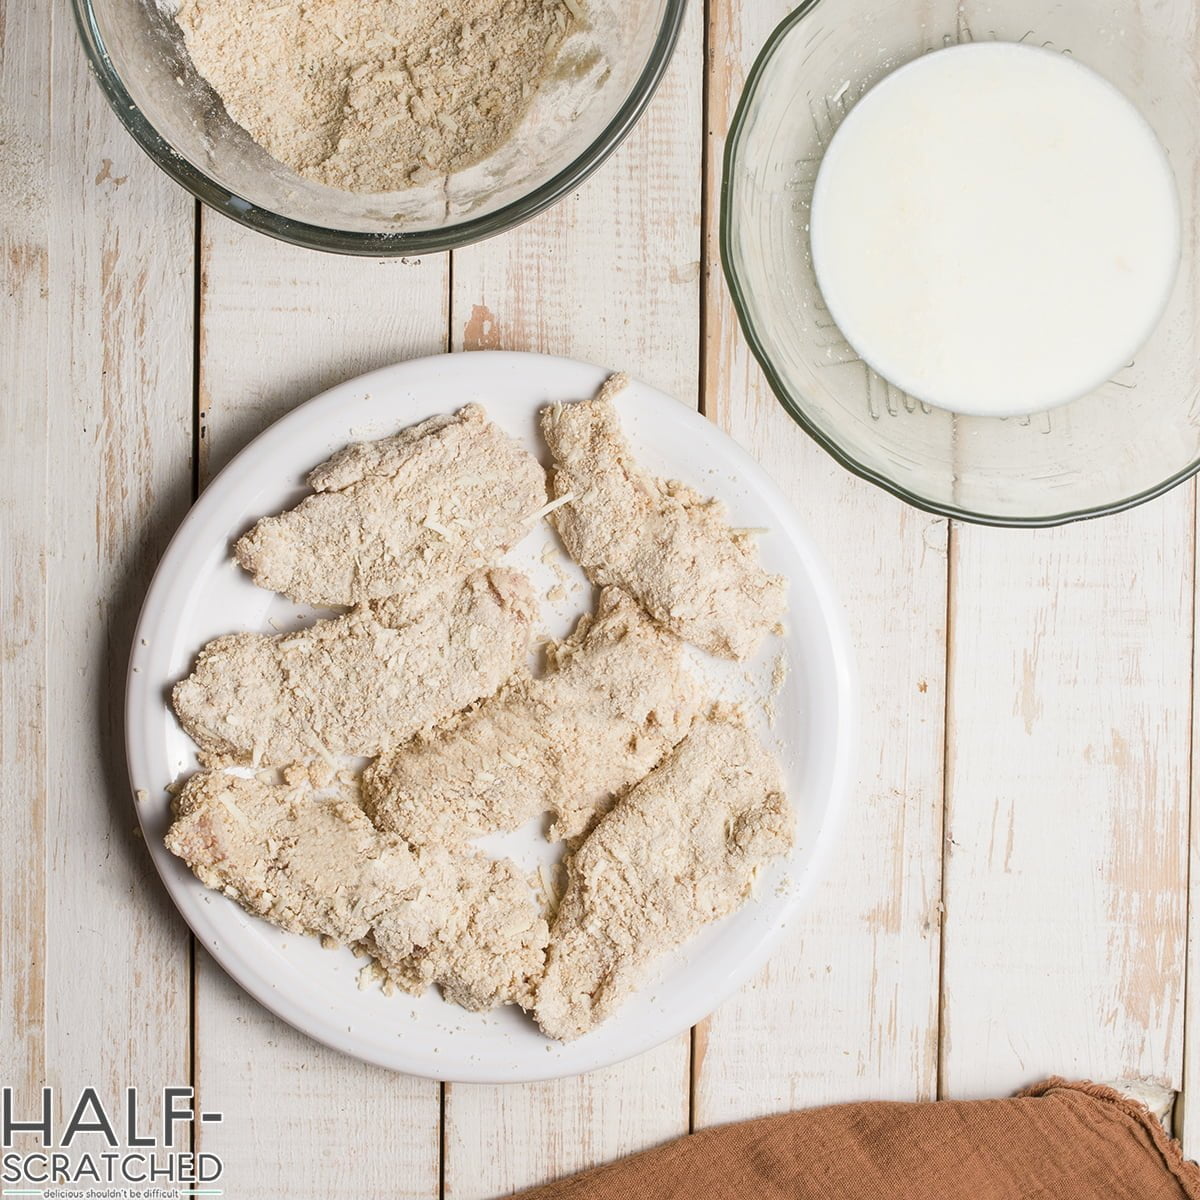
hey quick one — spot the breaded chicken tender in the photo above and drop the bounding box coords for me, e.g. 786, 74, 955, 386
173, 569, 535, 767
235, 405, 547, 607
541, 377, 786, 660
165, 772, 548, 1010
362, 588, 703, 845
532, 714, 792, 1040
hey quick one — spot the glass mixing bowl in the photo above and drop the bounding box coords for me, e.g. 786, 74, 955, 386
722, 0, 1200, 526
73, 0, 686, 255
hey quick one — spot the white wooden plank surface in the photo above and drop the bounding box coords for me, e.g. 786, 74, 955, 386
0, 0, 194, 1152
442, 5, 704, 1194
448, 2, 704, 403
1187, 499, 1200, 1156
50, 0, 195, 1124
942, 500, 1194, 1099
692, 0, 948, 1125
5, 0, 1200, 1194
940, 0, 1200, 1111
192, 214, 448, 1199
0, 0, 53, 1119
196, 218, 451, 479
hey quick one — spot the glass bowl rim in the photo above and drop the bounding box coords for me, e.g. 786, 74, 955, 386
72, 0, 689, 257
719, 0, 1200, 529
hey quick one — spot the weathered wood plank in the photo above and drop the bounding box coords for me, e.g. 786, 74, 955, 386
1, 0, 194, 1147
693, 0, 948, 1125
192, 212, 448, 1199
1187, 494, 1200, 1156
940, 0, 1199, 1110
442, 4, 704, 1192
50, 0, 196, 1124
0, 0, 53, 1118
942, 498, 1194, 1100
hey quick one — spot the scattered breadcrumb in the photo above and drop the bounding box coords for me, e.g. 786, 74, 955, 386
771, 653, 788, 694
765, 651, 788, 727
357, 958, 397, 997
524, 493, 577, 525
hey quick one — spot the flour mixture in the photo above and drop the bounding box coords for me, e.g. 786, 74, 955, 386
174, 0, 581, 192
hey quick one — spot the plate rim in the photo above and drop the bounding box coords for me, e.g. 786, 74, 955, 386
125, 349, 858, 1082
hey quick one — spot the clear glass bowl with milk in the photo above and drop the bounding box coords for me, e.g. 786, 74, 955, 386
723, 0, 1200, 526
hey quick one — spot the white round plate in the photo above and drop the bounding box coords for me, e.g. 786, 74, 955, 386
127, 351, 856, 1083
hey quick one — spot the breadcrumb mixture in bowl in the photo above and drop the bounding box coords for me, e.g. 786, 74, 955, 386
72, 0, 686, 253
173, 0, 581, 194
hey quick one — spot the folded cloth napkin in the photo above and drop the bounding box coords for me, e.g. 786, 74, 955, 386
510, 1079, 1200, 1199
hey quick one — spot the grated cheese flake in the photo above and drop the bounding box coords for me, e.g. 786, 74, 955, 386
523, 492, 576, 525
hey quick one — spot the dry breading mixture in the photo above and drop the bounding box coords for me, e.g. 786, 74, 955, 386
363, 587, 703, 846
533, 713, 793, 1041
173, 568, 536, 766
236, 405, 546, 608
542, 377, 788, 660
166, 772, 548, 1009
174, 0, 579, 193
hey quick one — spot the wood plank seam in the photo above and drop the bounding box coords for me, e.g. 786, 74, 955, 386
1177, 479, 1199, 1149
936, 519, 955, 1101
690, 0, 717, 1137
192, 212, 448, 1198
188, 199, 203, 1159
696, 0, 948, 1128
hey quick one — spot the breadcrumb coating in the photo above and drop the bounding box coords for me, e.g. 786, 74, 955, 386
235, 405, 546, 607
533, 713, 792, 1040
166, 771, 548, 1010
172, 569, 535, 767
363, 587, 703, 845
542, 377, 786, 660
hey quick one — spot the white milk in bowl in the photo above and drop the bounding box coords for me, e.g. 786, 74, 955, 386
809, 42, 1180, 418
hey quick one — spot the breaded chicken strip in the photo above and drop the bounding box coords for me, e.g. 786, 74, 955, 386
235, 405, 546, 607
165, 772, 548, 1010
362, 588, 703, 845
541, 377, 786, 660
173, 569, 535, 767
532, 714, 792, 1040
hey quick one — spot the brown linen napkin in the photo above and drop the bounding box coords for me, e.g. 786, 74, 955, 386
509, 1079, 1200, 1199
